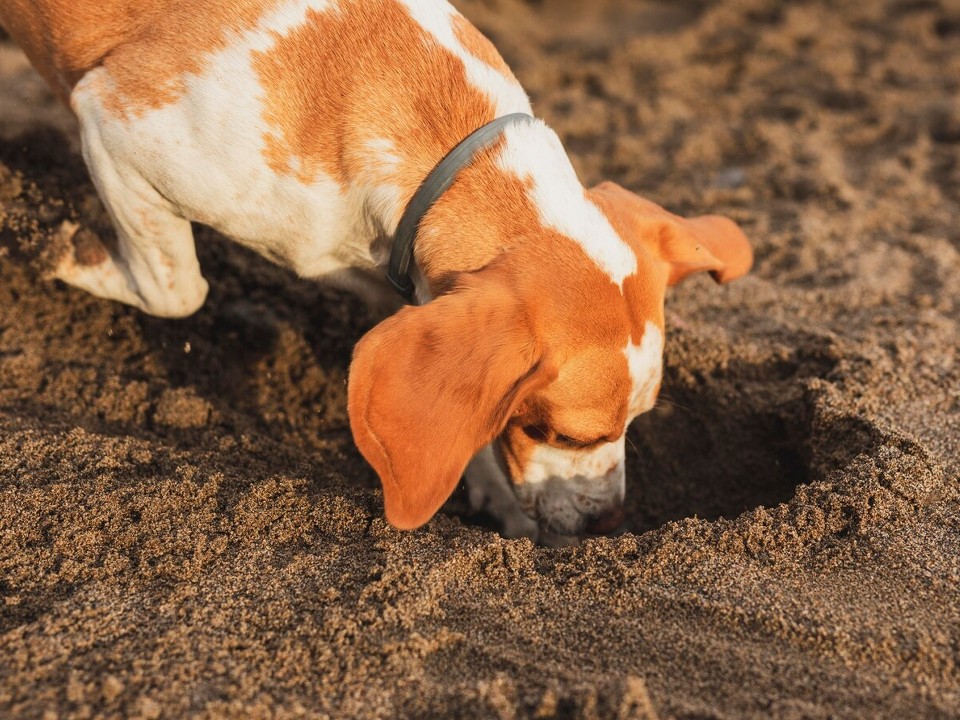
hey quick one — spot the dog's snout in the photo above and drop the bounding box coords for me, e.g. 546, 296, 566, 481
584, 505, 627, 535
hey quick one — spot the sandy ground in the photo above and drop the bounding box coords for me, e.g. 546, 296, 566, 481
2, 0, 960, 718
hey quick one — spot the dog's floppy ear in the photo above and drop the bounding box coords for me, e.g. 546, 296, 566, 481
348, 270, 555, 530
590, 181, 753, 285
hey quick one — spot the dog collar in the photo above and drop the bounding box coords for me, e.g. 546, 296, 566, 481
387, 112, 534, 303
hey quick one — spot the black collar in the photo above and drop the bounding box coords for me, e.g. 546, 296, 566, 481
386, 112, 534, 303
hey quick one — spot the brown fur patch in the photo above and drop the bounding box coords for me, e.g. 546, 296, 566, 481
589, 181, 752, 295
253, 0, 496, 195
498, 340, 631, 485
587, 184, 667, 342
451, 13, 514, 79
414, 139, 535, 290
0, 0, 281, 113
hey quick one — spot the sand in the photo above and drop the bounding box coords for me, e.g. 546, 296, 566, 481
1, 0, 959, 717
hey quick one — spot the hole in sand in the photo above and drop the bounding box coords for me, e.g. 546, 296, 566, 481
624, 345, 839, 534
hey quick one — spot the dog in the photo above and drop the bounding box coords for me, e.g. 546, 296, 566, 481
0, 0, 752, 545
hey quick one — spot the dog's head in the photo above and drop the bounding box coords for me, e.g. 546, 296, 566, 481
348, 181, 751, 536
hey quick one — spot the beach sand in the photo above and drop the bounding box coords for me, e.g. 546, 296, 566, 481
1, 0, 959, 717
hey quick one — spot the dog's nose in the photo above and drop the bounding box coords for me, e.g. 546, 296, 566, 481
584, 506, 627, 535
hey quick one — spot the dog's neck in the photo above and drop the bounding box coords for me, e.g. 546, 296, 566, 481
363, 118, 586, 302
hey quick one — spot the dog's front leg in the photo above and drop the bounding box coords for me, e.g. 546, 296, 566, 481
464, 444, 539, 541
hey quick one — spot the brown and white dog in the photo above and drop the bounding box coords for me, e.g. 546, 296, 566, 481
0, 0, 752, 544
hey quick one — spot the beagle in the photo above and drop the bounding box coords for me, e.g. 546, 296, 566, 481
0, 0, 752, 544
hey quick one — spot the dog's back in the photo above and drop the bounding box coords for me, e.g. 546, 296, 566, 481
1, 0, 141, 100
0, 0, 282, 106
0, 0, 535, 313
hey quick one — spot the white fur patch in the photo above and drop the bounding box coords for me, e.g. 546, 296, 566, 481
523, 439, 624, 485
511, 437, 626, 536
625, 321, 664, 419
364, 137, 403, 171
495, 120, 638, 287
397, 0, 532, 116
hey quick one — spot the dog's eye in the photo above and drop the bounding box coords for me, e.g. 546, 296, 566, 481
522, 424, 548, 441
554, 433, 597, 449
523, 425, 599, 449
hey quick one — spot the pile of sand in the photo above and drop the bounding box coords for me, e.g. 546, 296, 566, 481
1, 0, 958, 717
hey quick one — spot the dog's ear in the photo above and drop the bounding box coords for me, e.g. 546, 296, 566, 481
589, 181, 753, 286
348, 270, 555, 530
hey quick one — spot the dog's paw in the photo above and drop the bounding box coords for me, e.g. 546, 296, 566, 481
46, 221, 110, 279
465, 459, 540, 541
500, 510, 539, 541
466, 477, 491, 515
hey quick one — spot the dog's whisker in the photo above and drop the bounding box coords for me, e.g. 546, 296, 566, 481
656, 395, 692, 413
